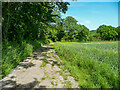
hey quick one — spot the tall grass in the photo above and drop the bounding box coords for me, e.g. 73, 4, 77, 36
1, 39, 52, 78
54, 42, 119, 88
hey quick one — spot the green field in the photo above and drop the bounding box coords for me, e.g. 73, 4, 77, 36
54, 41, 119, 88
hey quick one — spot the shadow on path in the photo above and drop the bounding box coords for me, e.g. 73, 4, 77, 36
2, 78, 46, 89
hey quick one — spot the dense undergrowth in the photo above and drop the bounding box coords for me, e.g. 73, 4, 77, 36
54, 42, 119, 88
1, 39, 52, 78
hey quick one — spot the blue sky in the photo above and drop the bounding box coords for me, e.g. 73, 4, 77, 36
61, 2, 118, 30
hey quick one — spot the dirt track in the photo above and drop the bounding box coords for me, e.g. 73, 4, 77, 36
0, 43, 79, 88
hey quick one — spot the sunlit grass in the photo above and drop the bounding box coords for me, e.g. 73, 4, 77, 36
54, 41, 119, 88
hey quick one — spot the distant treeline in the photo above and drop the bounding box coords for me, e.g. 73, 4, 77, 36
39, 16, 120, 42
2, 2, 119, 44
90, 25, 120, 41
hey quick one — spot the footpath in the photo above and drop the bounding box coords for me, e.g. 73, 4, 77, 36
0, 43, 79, 88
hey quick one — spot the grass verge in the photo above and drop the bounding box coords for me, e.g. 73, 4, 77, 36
54, 42, 119, 88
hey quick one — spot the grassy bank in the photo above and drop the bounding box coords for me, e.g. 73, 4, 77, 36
54, 41, 118, 88
1, 39, 52, 78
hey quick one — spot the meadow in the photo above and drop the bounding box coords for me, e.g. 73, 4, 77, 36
54, 41, 119, 88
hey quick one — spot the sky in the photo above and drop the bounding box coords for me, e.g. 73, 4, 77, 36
61, 1, 119, 30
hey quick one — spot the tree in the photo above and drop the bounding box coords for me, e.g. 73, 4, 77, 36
77, 25, 90, 41
2, 2, 70, 43
115, 26, 120, 40
63, 16, 78, 41
97, 25, 118, 40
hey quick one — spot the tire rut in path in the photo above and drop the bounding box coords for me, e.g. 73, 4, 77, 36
0, 43, 79, 88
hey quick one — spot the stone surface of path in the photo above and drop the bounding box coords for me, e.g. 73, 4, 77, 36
0, 43, 79, 88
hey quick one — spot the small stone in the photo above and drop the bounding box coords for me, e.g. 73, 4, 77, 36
59, 76, 64, 81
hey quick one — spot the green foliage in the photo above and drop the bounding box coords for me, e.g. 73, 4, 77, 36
2, 2, 69, 42
97, 25, 118, 40
115, 26, 120, 40
88, 30, 101, 41
63, 16, 78, 40
54, 42, 118, 88
47, 26, 58, 42
77, 25, 90, 41
54, 16, 91, 42
44, 39, 53, 44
